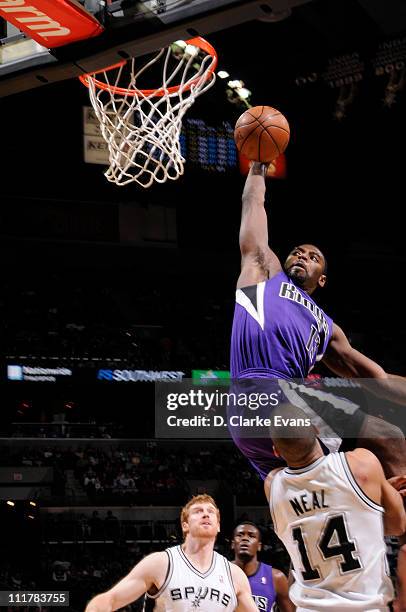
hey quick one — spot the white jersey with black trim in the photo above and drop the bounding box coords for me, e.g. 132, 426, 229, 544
269, 452, 393, 611
146, 545, 238, 611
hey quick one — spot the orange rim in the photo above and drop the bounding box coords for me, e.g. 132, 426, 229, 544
78, 37, 217, 97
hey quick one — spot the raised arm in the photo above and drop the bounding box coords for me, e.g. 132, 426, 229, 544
85, 551, 166, 612
237, 162, 282, 289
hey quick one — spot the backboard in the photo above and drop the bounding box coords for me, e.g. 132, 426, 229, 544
0, 0, 311, 97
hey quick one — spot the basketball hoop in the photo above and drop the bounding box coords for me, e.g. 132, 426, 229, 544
79, 37, 217, 188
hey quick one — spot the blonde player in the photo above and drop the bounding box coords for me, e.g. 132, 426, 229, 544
264, 405, 406, 612
85, 494, 257, 611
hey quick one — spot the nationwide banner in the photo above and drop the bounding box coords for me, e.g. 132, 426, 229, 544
5, 362, 186, 383
7, 364, 73, 382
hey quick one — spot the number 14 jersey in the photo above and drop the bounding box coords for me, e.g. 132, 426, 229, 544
269, 453, 393, 611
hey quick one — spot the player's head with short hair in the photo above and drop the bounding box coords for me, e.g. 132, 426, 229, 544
180, 494, 220, 540
231, 521, 262, 561
283, 244, 327, 294
233, 520, 262, 541
270, 403, 319, 466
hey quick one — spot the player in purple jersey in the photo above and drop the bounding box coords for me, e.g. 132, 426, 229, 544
231, 522, 294, 612
231, 161, 406, 478
231, 160, 406, 582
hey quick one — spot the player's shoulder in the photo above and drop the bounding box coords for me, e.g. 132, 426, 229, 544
131, 550, 170, 585
271, 568, 289, 594
258, 560, 276, 576
346, 448, 382, 467
271, 566, 284, 579
230, 561, 248, 583
271, 269, 288, 283
268, 565, 288, 586
140, 550, 171, 569
345, 449, 383, 483
214, 550, 230, 564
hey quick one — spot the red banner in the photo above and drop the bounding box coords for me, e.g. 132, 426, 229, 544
0, 0, 104, 48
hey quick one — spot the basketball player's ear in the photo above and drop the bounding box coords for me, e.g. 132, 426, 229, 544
318, 274, 327, 288
182, 521, 189, 535
272, 444, 280, 458
257, 540, 262, 552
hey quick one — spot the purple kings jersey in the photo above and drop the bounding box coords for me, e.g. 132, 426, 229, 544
248, 563, 276, 611
231, 271, 333, 379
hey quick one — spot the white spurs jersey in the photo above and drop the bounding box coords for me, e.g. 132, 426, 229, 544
270, 453, 393, 611
146, 545, 237, 611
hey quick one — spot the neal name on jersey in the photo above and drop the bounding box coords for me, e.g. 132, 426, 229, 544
289, 489, 329, 516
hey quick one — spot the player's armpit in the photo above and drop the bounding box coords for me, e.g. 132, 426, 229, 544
237, 249, 282, 288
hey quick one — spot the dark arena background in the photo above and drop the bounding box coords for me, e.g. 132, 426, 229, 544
0, 1, 405, 610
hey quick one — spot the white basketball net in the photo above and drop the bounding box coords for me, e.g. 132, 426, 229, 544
81, 38, 217, 188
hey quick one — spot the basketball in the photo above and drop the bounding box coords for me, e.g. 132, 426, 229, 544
234, 106, 290, 163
